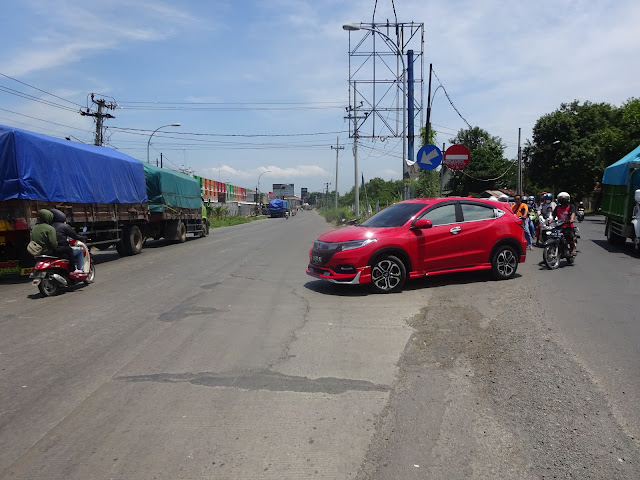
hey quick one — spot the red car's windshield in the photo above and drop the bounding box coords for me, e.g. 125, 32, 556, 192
359, 203, 427, 228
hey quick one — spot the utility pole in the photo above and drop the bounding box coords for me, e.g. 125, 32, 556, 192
517, 128, 522, 195
80, 93, 116, 146
345, 82, 366, 217
331, 137, 344, 209
324, 182, 331, 210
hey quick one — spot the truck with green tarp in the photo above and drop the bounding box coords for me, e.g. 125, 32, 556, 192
601, 143, 640, 249
0, 124, 208, 275
142, 163, 209, 244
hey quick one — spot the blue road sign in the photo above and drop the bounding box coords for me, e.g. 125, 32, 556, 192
416, 144, 442, 171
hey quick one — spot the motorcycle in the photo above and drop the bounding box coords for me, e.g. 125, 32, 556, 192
30, 239, 95, 297
576, 207, 585, 222
538, 217, 554, 245
543, 222, 577, 269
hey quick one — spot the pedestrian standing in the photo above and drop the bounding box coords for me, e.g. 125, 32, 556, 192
512, 195, 533, 250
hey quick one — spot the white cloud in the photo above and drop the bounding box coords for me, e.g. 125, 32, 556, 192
1, 0, 639, 195
202, 164, 329, 183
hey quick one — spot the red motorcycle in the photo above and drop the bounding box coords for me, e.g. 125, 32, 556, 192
30, 239, 95, 297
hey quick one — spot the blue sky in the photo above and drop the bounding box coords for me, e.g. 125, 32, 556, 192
1, 0, 638, 195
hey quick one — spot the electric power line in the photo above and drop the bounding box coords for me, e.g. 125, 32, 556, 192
431, 68, 472, 129
0, 71, 84, 108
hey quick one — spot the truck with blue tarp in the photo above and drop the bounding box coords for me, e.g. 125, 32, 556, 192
0, 124, 208, 275
268, 198, 289, 218
601, 143, 640, 247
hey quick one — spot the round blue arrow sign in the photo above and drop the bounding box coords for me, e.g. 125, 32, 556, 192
416, 144, 442, 171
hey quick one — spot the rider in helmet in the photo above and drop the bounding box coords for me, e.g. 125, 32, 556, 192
553, 192, 577, 255
539, 192, 556, 216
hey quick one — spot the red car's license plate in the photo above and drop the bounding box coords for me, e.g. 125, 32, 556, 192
311, 255, 323, 265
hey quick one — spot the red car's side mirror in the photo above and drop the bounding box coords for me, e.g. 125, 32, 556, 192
411, 218, 433, 229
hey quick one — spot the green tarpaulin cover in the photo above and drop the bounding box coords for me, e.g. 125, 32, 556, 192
143, 163, 201, 212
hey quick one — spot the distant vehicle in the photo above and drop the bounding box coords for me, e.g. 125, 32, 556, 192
0, 124, 208, 276
601, 144, 640, 251
269, 199, 289, 218
306, 197, 527, 293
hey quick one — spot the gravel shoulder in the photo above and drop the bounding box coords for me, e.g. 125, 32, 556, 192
358, 269, 640, 479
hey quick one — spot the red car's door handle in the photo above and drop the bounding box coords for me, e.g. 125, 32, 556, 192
450, 226, 461, 234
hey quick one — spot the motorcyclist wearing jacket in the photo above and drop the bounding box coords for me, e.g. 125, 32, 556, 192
50, 208, 86, 274
30, 209, 58, 255
553, 192, 577, 255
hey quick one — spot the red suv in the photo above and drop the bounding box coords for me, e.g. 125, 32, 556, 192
306, 198, 526, 293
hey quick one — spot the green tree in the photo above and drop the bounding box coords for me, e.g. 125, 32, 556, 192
339, 178, 403, 213
307, 192, 321, 206
528, 99, 639, 200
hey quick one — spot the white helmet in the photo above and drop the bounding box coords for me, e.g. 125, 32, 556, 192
557, 191, 570, 206
498, 194, 509, 202
488, 196, 498, 201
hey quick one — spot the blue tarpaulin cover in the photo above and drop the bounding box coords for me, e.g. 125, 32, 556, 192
0, 124, 147, 203
143, 163, 202, 212
269, 198, 287, 211
602, 144, 640, 186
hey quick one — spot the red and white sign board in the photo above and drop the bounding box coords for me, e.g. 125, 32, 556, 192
443, 144, 470, 170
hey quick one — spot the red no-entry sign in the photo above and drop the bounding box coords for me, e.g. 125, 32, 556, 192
443, 144, 470, 170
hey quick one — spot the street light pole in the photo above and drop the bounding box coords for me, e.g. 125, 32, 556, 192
257, 170, 270, 211
147, 123, 181, 164
343, 24, 407, 200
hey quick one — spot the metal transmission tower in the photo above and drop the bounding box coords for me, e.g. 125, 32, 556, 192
344, 22, 424, 200
80, 93, 117, 146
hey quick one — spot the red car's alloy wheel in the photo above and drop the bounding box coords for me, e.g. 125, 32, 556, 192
370, 255, 406, 293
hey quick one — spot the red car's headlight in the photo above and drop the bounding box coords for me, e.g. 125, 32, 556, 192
336, 238, 377, 251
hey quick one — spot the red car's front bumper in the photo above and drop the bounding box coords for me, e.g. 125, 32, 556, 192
306, 264, 371, 285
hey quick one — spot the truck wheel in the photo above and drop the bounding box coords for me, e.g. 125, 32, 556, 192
125, 225, 143, 254
199, 220, 209, 237
115, 240, 127, 256
177, 221, 187, 243
606, 227, 625, 245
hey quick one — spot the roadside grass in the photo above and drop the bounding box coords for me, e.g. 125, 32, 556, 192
317, 207, 358, 226
209, 215, 266, 228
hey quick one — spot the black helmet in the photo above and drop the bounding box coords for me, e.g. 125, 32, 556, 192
49, 208, 66, 223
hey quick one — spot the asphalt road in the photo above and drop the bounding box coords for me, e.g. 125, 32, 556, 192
0, 212, 638, 479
